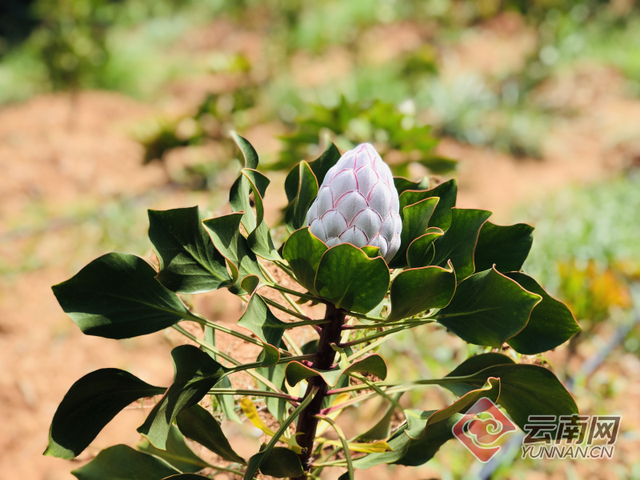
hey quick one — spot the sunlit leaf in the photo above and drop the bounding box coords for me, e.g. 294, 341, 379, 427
138, 346, 227, 449
52, 253, 192, 339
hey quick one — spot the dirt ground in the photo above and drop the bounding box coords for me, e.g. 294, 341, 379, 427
1, 16, 640, 480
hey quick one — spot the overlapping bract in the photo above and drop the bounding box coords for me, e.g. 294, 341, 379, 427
305, 143, 402, 261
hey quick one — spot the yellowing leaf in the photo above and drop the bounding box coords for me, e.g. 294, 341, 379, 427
316, 393, 351, 436
240, 398, 275, 437
316, 438, 393, 453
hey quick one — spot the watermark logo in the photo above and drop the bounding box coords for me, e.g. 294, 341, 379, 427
452, 397, 517, 462
521, 414, 621, 460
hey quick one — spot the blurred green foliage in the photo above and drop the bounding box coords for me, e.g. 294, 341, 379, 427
278, 97, 453, 175
523, 171, 640, 324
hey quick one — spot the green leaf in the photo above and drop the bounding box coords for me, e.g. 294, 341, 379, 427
284, 143, 341, 205
231, 131, 259, 169
282, 227, 327, 294
238, 294, 286, 347
393, 176, 431, 195
431, 208, 492, 281
71, 445, 180, 480
202, 213, 264, 289
398, 179, 457, 230
237, 294, 284, 366
137, 425, 210, 473
176, 404, 246, 464
284, 161, 319, 233
243, 389, 317, 479
353, 412, 461, 469
148, 207, 232, 294
474, 222, 534, 273
406, 227, 443, 268
138, 345, 228, 449
45, 369, 165, 459
213, 376, 242, 424
229, 168, 280, 261
256, 447, 304, 478
314, 244, 390, 314
444, 354, 579, 435
406, 378, 501, 440
52, 253, 192, 339
505, 273, 581, 354
255, 361, 288, 423
387, 263, 456, 321
285, 354, 387, 387
393, 412, 462, 466
425, 179, 458, 230
248, 221, 280, 261
437, 267, 542, 347
390, 197, 439, 268
355, 377, 501, 468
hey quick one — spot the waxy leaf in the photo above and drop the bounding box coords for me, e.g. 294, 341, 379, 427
398, 179, 457, 231
202, 213, 264, 289
229, 167, 279, 261
137, 425, 211, 473
285, 354, 387, 387
45, 369, 165, 459
387, 263, 456, 321
237, 294, 285, 366
238, 294, 286, 347
393, 176, 431, 195
389, 197, 439, 268
445, 353, 579, 435
314, 243, 390, 314
425, 179, 458, 230
71, 445, 180, 480
285, 161, 319, 233
138, 345, 228, 449
506, 273, 581, 354
437, 267, 542, 347
284, 143, 341, 205
259, 447, 304, 478
246, 447, 304, 479
282, 227, 327, 294
255, 361, 289, 423
213, 376, 242, 424
52, 253, 191, 339
353, 377, 501, 468
177, 404, 246, 464
431, 208, 492, 281
231, 131, 259, 169
474, 221, 534, 273
406, 227, 443, 268
149, 207, 231, 294
229, 169, 270, 232
353, 411, 461, 469
405, 377, 501, 440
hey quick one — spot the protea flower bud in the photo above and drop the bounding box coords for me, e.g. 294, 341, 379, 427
305, 143, 402, 262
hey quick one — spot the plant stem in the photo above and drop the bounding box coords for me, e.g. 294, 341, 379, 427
261, 295, 314, 322
207, 388, 301, 403
292, 303, 346, 479
268, 283, 321, 302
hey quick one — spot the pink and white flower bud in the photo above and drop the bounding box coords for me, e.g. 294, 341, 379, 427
306, 143, 402, 262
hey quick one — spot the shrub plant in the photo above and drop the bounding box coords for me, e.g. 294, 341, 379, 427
46, 134, 580, 479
